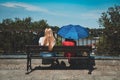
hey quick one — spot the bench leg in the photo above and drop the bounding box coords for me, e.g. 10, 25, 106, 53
26, 53, 32, 74
88, 58, 93, 74
29, 55, 32, 70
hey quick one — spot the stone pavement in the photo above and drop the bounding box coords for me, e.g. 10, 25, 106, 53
0, 59, 120, 80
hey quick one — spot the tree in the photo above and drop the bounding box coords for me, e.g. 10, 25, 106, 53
0, 17, 59, 54
98, 5, 120, 56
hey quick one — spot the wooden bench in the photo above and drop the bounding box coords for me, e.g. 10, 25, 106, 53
25, 45, 94, 74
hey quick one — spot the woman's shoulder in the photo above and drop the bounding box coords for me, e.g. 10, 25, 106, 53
39, 36, 45, 40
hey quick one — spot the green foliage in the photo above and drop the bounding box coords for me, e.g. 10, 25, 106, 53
98, 5, 120, 56
55, 36, 62, 46
0, 17, 59, 54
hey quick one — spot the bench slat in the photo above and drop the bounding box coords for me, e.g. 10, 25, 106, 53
25, 45, 92, 53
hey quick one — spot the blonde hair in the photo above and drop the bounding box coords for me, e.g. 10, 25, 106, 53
43, 28, 56, 51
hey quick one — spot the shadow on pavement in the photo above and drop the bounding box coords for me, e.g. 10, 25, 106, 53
26, 59, 96, 75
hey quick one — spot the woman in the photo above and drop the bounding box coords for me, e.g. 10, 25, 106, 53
39, 28, 56, 51
38, 28, 59, 65
62, 39, 76, 63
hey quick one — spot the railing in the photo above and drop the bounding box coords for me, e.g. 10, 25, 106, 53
0, 31, 100, 54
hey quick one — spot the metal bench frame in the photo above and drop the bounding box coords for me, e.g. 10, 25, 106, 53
25, 45, 94, 74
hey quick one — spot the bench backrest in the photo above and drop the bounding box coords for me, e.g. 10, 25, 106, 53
25, 45, 92, 56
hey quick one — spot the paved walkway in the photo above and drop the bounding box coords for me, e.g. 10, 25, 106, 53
0, 59, 120, 80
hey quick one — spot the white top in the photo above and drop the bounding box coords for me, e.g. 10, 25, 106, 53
38, 37, 45, 46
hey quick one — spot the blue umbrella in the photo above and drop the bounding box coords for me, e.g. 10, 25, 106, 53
57, 24, 89, 40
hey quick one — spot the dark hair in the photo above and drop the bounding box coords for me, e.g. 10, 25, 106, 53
65, 38, 74, 41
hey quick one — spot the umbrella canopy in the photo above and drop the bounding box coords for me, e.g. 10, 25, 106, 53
57, 24, 89, 40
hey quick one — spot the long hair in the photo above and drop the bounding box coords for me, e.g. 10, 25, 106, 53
43, 28, 56, 51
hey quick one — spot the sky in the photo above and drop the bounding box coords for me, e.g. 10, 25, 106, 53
0, 0, 120, 28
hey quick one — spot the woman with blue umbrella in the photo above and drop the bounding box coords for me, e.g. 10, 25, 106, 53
57, 24, 89, 66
